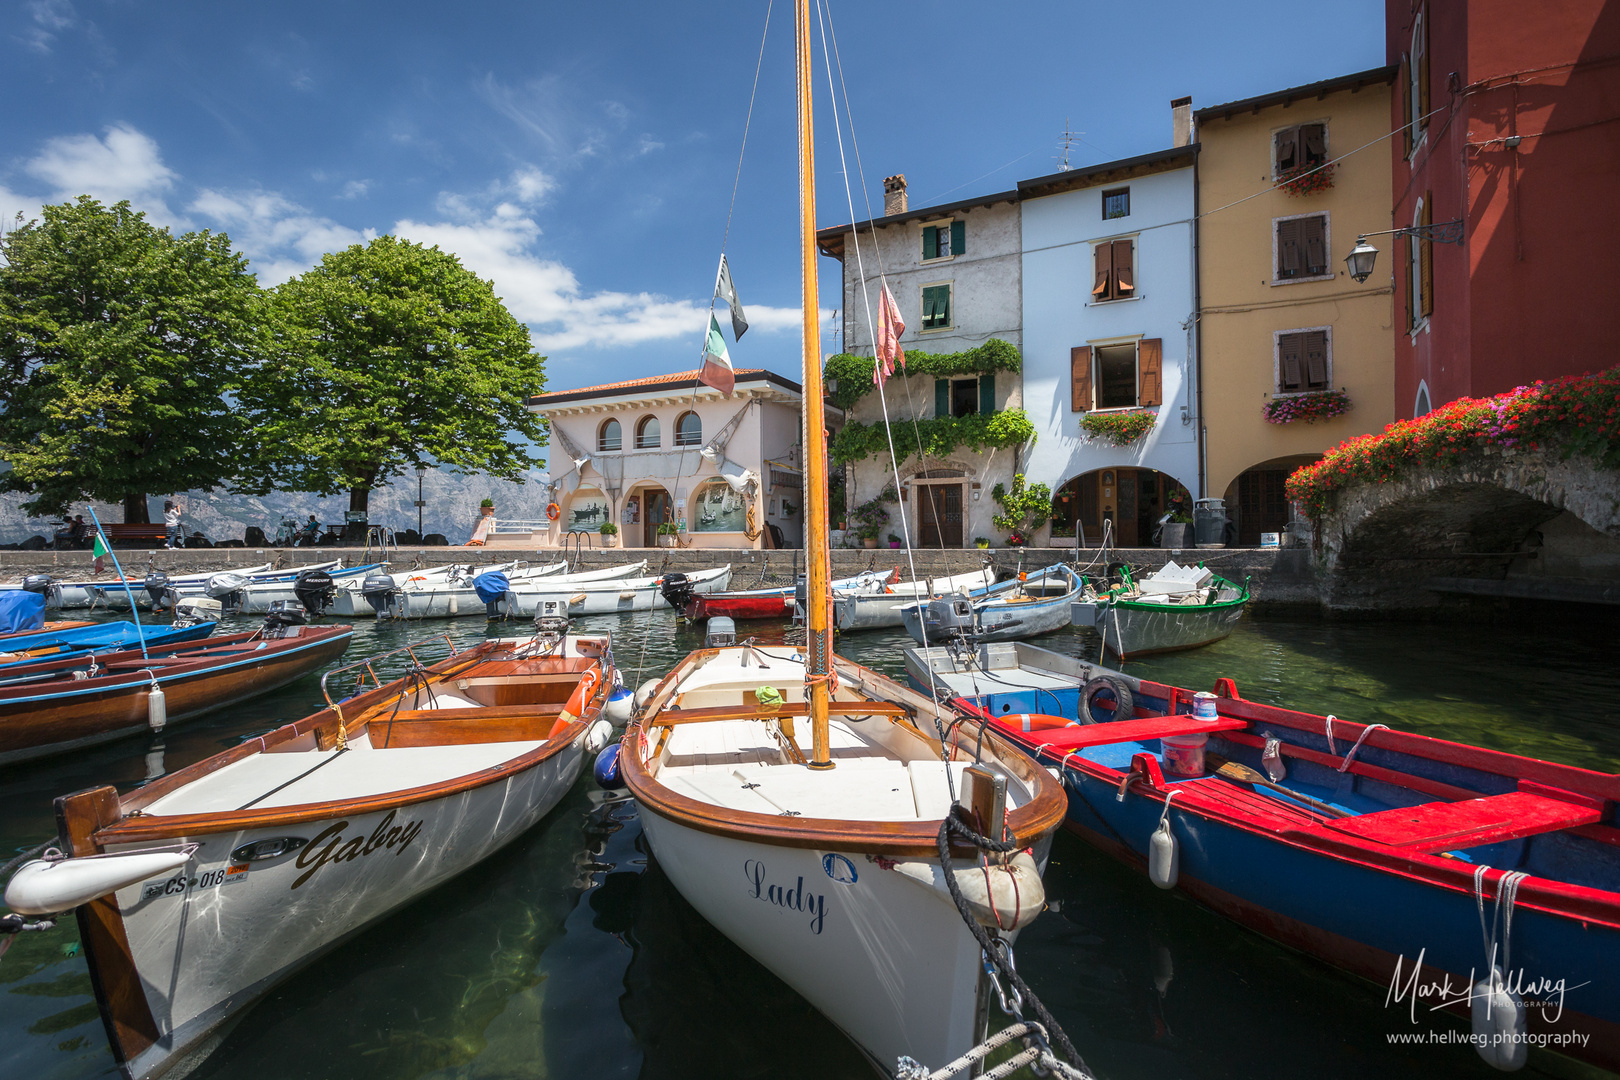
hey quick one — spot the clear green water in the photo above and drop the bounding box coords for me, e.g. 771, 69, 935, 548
2, 607, 1617, 1080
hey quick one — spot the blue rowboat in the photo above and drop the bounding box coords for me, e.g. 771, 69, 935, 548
899, 565, 1082, 644
0, 621, 215, 666
905, 639, 1620, 1072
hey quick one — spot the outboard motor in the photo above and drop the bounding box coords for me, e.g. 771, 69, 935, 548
705, 616, 737, 648
20, 574, 52, 595
172, 596, 222, 629
291, 569, 337, 617
658, 572, 695, 616
919, 594, 978, 642
205, 571, 249, 614
793, 573, 808, 624
143, 571, 172, 610
361, 571, 402, 618
262, 599, 309, 639
473, 569, 512, 619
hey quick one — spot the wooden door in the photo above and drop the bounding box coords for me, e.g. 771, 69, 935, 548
1237, 470, 1289, 545
919, 485, 964, 548
1116, 470, 1139, 546
643, 489, 670, 547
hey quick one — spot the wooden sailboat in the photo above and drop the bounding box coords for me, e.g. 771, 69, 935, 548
621, 7, 1066, 1071
6, 627, 617, 1080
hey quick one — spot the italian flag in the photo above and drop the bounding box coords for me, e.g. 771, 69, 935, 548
93, 532, 111, 574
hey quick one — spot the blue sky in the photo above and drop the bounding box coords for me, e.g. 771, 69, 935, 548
4, 0, 1385, 393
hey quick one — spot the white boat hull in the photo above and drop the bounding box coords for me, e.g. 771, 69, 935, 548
106, 741, 587, 1080
636, 810, 991, 1072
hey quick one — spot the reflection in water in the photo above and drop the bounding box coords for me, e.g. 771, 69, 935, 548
0, 606, 1614, 1080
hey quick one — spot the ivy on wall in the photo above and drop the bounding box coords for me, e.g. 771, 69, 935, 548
823, 338, 1022, 411
830, 409, 1035, 466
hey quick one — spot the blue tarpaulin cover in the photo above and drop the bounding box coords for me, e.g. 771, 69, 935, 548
0, 591, 46, 635
473, 571, 511, 605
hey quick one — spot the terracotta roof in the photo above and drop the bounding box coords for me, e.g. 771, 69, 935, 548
526, 368, 800, 407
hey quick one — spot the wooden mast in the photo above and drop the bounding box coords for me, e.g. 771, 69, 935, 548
795, 0, 833, 770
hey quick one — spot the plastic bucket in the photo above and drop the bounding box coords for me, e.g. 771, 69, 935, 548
1161, 732, 1208, 778
1191, 691, 1219, 719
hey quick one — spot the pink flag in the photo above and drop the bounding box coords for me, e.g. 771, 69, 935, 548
874, 283, 906, 387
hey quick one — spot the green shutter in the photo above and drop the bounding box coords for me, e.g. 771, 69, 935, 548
922, 226, 938, 260
935, 378, 950, 417
979, 373, 995, 414
938, 285, 950, 327
951, 220, 965, 257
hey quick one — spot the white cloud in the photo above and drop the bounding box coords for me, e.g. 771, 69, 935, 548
189, 187, 370, 283
337, 179, 370, 199
17, 0, 74, 53
24, 125, 182, 225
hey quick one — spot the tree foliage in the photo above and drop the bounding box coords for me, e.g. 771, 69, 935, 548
239, 236, 548, 512
829, 409, 1035, 466
823, 338, 1022, 411
990, 473, 1052, 536
0, 198, 259, 520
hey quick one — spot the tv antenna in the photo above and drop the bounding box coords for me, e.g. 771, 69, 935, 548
1058, 119, 1082, 171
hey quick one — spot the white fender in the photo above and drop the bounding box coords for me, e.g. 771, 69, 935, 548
1473, 966, 1528, 1071
633, 679, 661, 710
5, 850, 192, 915
1149, 817, 1178, 889
583, 719, 614, 754
884, 851, 1045, 930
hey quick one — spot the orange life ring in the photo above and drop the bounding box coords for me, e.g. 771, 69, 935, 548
560, 663, 601, 723
546, 503, 561, 522
1005, 713, 1079, 733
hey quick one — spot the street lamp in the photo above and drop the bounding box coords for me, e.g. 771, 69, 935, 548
415, 464, 428, 538
1343, 219, 1466, 283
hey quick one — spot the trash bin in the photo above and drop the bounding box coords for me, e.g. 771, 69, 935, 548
1193, 498, 1228, 548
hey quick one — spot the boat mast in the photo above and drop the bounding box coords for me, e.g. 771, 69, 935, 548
795, 0, 833, 770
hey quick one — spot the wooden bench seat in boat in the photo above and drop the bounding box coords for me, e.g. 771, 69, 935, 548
369, 705, 561, 748
142, 741, 544, 815
661, 757, 973, 821
1315, 786, 1604, 854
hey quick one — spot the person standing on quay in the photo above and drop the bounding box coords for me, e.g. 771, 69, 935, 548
163, 500, 183, 549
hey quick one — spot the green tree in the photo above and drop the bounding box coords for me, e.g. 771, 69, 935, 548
0, 198, 260, 521
991, 473, 1053, 538
240, 236, 548, 516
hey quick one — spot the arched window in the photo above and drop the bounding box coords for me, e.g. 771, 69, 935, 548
1414, 381, 1432, 417
635, 415, 660, 449
675, 411, 703, 447
1408, 9, 1427, 145
598, 419, 622, 452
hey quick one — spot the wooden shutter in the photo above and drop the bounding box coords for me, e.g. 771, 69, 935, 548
1304, 331, 1329, 388
1404, 234, 1416, 330
1302, 216, 1327, 274
951, 220, 965, 257
1302, 123, 1326, 165
1138, 338, 1162, 407
978, 373, 995, 415
1420, 195, 1435, 317
935, 378, 950, 417
1275, 126, 1297, 172
1113, 239, 1134, 295
1092, 244, 1111, 298
1418, 13, 1430, 131
1277, 218, 1301, 276
1400, 53, 1412, 157
938, 284, 950, 327
1279, 333, 1304, 391
923, 226, 938, 260
1070, 346, 1092, 411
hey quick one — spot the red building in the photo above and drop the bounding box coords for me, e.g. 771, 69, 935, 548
1387, 0, 1620, 418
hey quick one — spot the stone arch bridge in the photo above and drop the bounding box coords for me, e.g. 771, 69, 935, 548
1314, 443, 1620, 612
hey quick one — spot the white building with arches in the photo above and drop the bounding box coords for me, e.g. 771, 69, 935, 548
525, 369, 833, 549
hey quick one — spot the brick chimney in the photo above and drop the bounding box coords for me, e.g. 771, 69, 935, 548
883, 174, 907, 216
1171, 96, 1193, 148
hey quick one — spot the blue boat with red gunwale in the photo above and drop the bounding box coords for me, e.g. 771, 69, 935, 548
904, 639, 1620, 1072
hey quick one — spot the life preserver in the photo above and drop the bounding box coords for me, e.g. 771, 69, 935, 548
560, 663, 602, 723
1007, 713, 1079, 732
546, 503, 561, 522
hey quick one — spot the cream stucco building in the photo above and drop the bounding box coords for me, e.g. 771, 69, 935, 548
1195, 68, 1397, 543
526, 369, 832, 549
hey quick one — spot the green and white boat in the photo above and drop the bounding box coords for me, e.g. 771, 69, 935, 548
1070, 560, 1249, 659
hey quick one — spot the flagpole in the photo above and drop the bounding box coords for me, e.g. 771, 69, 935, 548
86, 506, 149, 661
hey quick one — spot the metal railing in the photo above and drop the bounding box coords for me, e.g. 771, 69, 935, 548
319, 634, 460, 709
490, 519, 550, 534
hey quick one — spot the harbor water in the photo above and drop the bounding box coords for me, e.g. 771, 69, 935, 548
3, 606, 1617, 1080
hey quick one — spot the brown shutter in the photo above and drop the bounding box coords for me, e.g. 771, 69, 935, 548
1138, 338, 1162, 406
1304, 331, 1329, 388
1275, 126, 1297, 172
1277, 218, 1301, 276
1279, 333, 1303, 391
1302, 215, 1327, 274
1302, 123, 1326, 162
1400, 53, 1412, 157
1418, 14, 1430, 131
1404, 233, 1416, 330
1420, 195, 1435, 316
1092, 244, 1111, 298
1071, 346, 1092, 411
1113, 239, 1134, 295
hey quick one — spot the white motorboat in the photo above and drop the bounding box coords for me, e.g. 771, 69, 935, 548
76, 563, 277, 611
507, 563, 731, 618
833, 566, 999, 632
8, 630, 617, 1080
901, 565, 1083, 645
325, 560, 554, 618
228, 563, 389, 615
368, 560, 658, 619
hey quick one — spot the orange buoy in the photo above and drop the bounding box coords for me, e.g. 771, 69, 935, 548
546, 503, 561, 522
560, 663, 602, 724
1007, 713, 1078, 733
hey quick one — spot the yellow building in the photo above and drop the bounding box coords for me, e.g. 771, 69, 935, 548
1195, 67, 1396, 544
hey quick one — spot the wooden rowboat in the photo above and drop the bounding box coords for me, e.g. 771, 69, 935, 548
909, 639, 1620, 1072
6, 629, 617, 1080
0, 622, 354, 765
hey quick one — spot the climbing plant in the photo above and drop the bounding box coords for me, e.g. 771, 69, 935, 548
1285, 367, 1620, 518
823, 338, 1022, 411
991, 473, 1052, 544
829, 410, 1034, 466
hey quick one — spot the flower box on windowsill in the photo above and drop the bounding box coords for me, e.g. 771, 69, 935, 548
1276, 162, 1336, 197
1263, 390, 1352, 424
1080, 409, 1157, 446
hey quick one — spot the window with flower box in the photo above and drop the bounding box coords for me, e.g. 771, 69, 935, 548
1275, 328, 1331, 393
1274, 123, 1327, 177
1069, 339, 1162, 411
